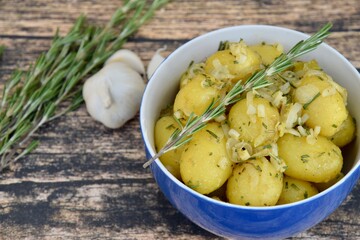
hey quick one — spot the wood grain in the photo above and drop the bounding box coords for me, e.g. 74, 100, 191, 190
0, 0, 359, 239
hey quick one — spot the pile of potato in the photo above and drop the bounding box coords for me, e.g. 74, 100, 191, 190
154, 40, 355, 206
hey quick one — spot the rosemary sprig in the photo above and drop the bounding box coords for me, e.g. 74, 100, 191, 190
143, 23, 332, 168
0, 45, 5, 58
0, 0, 169, 172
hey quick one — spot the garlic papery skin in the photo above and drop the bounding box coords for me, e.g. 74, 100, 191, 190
105, 49, 145, 75
147, 46, 166, 78
83, 62, 145, 129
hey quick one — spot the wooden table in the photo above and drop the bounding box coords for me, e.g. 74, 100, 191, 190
0, 0, 359, 239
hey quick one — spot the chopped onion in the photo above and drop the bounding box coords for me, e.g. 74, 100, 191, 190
247, 104, 257, 115
295, 84, 320, 104
285, 103, 302, 129
174, 110, 182, 119
272, 91, 286, 108
228, 128, 240, 139
314, 125, 321, 136
299, 113, 309, 125
221, 123, 230, 138
297, 125, 308, 136
280, 82, 291, 94
285, 128, 301, 137
214, 114, 226, 122
321, 86, 336, 97
257, 104, 266, 118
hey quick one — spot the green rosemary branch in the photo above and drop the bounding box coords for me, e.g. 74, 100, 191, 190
0, 45, 4, 58
143, 23, 333, 168
0, 0, 169, 172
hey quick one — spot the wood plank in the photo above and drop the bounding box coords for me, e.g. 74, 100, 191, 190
0, 35, 359, 84
0, 0, 359, 239
1, 0, 359, 37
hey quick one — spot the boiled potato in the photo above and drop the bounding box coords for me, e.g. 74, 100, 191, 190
179, 62, 206, 89
205, 41, 261, 82
315, 172, 344, 192
180, 122, 233, 194
173, 73, 226, 118
277, 175, 318, 205
228, 97, 280, 147
329, 114, 356, 147
154, 116, 184, 179
226, 157, 283, 206
277, 134, 343, 183
208, 182, 227, 202
249, 43, 283, 66
294, 75, 348, 137
292, 59, 321, 74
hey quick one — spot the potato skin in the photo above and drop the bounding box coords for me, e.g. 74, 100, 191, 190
154, 116, 184, 179
226, 157, 283, 206
294, 75, 348, 137
229, 97, 280, 147
277, 134, 343, 183
315, 172, 344, 192
249, 43, 283, 66
277, 175, 318, 205
204, 41, 261, 82
180, 122, 233, 194
173, 73, 225, 117
329, 114, 356, 147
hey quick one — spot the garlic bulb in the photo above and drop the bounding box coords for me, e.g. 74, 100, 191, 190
147, 46, 166, 78
105, 49, 145, 75
83, 50, 145, 129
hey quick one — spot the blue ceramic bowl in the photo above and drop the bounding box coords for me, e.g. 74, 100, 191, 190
140, 25, 360, 239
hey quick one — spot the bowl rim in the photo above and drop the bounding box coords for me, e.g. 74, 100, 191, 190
140, 24, 360, 210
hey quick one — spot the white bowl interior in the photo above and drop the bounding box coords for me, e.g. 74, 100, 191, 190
141, 25, 360, 182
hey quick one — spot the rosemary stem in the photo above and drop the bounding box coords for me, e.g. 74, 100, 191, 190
0, 0, 169, 172
143, 23, 333, 168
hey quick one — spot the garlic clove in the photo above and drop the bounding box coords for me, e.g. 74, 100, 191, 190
147, 46, 167, 79
105, 49, 145, 75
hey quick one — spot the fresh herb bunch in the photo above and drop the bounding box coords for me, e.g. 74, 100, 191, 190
143, 23, 332, 168
0, 0, 169, 172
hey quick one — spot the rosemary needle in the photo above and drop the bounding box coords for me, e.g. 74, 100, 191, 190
0, 0, 169, 172
0, 45, 4, 58
143, 23, 333, 168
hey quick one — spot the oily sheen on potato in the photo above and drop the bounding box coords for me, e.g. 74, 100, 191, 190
154, 39, 355, 207
180, 122, 234, 194
277, 134, 343, 183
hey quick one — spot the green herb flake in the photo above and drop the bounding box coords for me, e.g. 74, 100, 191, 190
332, 124, 338, 128
290, 183, 300, 191
303, 191, 309, 199
209, 152, 213, 156
245, 202, 250, 206
303, 92, 320, 109
203, 77, 215, 87
206, 129, 219, 141
301, 154, 310, 163
255, 165, 262, 172
263, 144, 272, 149
285, 181, 289, 189
262, 122, 268, 129
332, 148, 341, 157
166, 124, 175, 130
187, 180, 199, 189
317, 152, 325, 157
